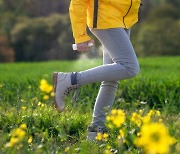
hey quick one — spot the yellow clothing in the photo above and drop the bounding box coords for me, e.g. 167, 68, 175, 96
69, 0, 142, 43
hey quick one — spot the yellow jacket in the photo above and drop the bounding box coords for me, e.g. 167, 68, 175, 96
69, 0, 142, 43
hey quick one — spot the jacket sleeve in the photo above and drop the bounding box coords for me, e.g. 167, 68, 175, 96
69, 0, 91, 44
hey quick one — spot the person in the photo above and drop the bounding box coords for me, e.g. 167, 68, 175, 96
53, 0, 142, 140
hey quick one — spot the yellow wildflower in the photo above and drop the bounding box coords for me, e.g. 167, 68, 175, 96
64, 147, 70, 152
118, 135, 121, 139
96, 133, 109, 141
96, 133, 103, 141
156, 110, 161, 116
39, 79, 53, 93
38, 102, 45, 107
106, 145, 111, 149
106, 116, 111, 121
38, 101, 45, 107
8, 137, 19, 147
103, 133, 109, 138
107, 124, 113, 129
0, 83, 2, 88
147, 110, 161, 117
111, 109, 118, 115
142, 115, 151, 124
103, 133, 109, 141
28, 136, 33, 144
20, 99, 26, 103
6, 125, 27, 147
137, 132, 141, 137
159, 118, 163, 122
43, 95, 49, 100
20, 124, 27, 130
119, 129, 124, 138
12, 128, 26, 139
50, 92, 55, 97
135, 122, 176, 154
104, 149, 113, 154
139, 109, 143, 114
131, 112, 142, 127
108, 109, 125, 128
21, 106, 27, 110
38, 101, 42, 106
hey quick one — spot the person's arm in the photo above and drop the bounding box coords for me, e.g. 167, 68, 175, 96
69, 0, 91, 44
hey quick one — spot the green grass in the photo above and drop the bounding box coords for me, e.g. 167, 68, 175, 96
0, 56, 180, 153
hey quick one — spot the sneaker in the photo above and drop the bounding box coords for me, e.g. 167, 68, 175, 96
53, 72, 79, 112
86, 125, 107, 141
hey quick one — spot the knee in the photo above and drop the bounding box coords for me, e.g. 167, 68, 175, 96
127, 63, 140, 78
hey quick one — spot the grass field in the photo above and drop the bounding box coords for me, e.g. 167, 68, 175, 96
0, 56, 180, 153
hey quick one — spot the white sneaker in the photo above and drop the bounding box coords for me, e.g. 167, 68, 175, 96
53, 72, 79, 112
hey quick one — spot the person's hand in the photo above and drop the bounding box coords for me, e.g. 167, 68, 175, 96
76, 39, 94, 52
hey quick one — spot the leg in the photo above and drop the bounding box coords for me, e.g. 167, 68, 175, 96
77, 28, 140, 86
91, 47, 119, 126
53, 28, 139, 114
90, 29, 131, 126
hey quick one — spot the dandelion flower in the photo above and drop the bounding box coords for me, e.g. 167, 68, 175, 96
119, 129, 124, 138
20, 124, 27, 130
156, 110, 161, 116
96, 133, 103, 141
139, 109, 143, 114
107, 109, 125, 128
43, 95, 49, 100
39, 79, 53, 93
64, 147, 70, 152
111, 109, 125, 127
22, 106, 27, 110
12, 128, 26, 139
38, 102, 45, 107
142, 115, 151, 124
9, 137, 19, 147
103, 133, 109, 138
20, 99, 26, 103
159, 118, 163, 122
111, 109, 117, 115
50, 92, 55, 97
28, 136, 33, 144
135, 122, 176, 154
131, 112, 142, 127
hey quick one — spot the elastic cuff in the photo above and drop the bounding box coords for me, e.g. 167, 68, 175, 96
71, 72, 78, 85
75, 35, 91, 44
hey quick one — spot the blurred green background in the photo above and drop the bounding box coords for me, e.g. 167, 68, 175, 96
0, 0, 180, 62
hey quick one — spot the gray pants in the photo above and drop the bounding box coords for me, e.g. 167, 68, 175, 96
77, 28, 140, 126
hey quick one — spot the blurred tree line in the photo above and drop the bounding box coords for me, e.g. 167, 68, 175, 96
0, 0, 179, 62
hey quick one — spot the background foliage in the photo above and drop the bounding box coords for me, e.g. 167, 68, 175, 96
0, 0, 180, 62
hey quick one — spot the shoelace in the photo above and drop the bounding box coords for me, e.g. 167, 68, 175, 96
97, 126, 107, 133
64, 84, 79, 95
64, 85, 80, 103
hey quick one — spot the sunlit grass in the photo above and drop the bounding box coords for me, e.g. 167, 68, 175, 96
0, 56, 179, 153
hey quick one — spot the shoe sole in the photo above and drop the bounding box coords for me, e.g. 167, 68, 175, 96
53, 72, 64, 112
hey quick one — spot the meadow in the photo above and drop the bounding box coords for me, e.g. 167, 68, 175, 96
0, 56, 179, 154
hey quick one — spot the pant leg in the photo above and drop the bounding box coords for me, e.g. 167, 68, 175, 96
77, 28, 140, 86
91, 29, 131, 126
91, 47, 119, 126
